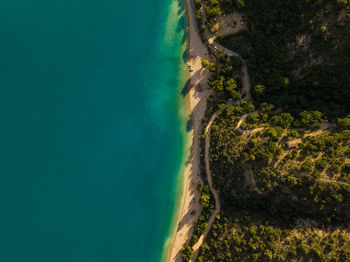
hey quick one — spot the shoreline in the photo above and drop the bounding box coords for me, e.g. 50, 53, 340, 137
167, 0, 212, 260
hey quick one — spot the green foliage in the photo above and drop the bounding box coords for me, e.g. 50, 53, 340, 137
297, 111, 323, 128
195, 1, 350, 261
194, 0, 201, 6
225, 78, 241, 99
208, 105, 350, 256
219, 54, 243, 77
205, 0, 223, 19
236, 0, 245, 9
199, 214, 350, 262
209, 62, 216, 72
315, 159, 328, 171
208, 75, 242, 100
253, 84, 265, 99
259, 102, 274, 112
196, 9, 202, 20
181, 246, 193, 262
202, 59, 210, 68
265, 127, 283, 141
200, 193, 210, 208
338, 115, 350, 130
204, 111, 350, 260
240, 100, 255, 113
301, 160, 314, 173
236, 0, 350, 118
270, 113, 294, 128
209, 76, 224, 93
264, 249, 273, 260
287, 130, 300, 138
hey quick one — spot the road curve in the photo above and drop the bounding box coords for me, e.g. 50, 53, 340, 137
200, 0, 251, 99
191, 110, 222, 261
188, 1, 253, 260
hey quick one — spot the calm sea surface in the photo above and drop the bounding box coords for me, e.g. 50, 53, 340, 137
0, 0, 187, 261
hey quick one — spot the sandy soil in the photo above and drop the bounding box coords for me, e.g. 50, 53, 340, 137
211, 13, 247, 35
191, 111, 222, 261
167, 0, 212, 261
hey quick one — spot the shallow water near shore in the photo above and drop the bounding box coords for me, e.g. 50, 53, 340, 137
0, 0, 187, 261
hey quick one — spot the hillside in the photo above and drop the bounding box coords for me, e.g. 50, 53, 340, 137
181, 0, 350, 261
219, 0, 350, 118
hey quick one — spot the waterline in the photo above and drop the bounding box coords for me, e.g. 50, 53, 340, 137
159, 0, 191, 261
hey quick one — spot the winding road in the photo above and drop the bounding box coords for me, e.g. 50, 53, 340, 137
187, 1, 253, 261
189, 3, 253, 260
201, 1, 251, 99
186, 5, 339, 260
191, 110, 222, 261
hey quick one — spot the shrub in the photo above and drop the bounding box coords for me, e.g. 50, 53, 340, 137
202, 59, 210, 68
181, 246, 193, 262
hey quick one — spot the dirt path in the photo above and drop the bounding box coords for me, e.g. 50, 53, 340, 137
190, 107, 263, 260
191, 110, 222, 261
170, 2, 254, 261
303, 122, 333, 138
176, 6, 338, 260
243, 165, 263, 195
209, 40, 251, 99
233, 111, 265, 135
319, 178, 350, 186
187, 3, 254, 260
191, 110, 259, 260
201, 2, 251, 99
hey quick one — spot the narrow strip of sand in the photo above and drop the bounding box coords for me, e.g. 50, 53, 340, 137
168, 0, 212, 261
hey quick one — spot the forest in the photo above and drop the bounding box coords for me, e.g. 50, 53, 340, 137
216, 0, 350, 118
182, 0, 350, 261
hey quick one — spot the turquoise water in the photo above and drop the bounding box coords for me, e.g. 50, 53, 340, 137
0, 0, 187, 261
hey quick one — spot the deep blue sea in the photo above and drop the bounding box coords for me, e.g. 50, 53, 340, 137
0, 0, 187, 261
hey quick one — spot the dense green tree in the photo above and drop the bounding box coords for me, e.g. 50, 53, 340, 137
297, 111, 323, 127
181, 246, 193, 262
270, 113, 294, 128
338, 115, 350, 130
202, 59, 210, 68
236, 0, 245, 9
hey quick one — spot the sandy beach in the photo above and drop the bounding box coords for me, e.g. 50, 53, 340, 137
168, 0, 212, 261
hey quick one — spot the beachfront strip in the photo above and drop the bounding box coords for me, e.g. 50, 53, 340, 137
170, 0, 350, 261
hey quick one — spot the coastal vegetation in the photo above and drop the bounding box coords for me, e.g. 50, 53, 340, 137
219, 0, 350, 119
181, 0, 350, 261
196, 104, 350, 261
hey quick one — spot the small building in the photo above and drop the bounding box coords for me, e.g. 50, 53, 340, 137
286, 139, 302, 149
